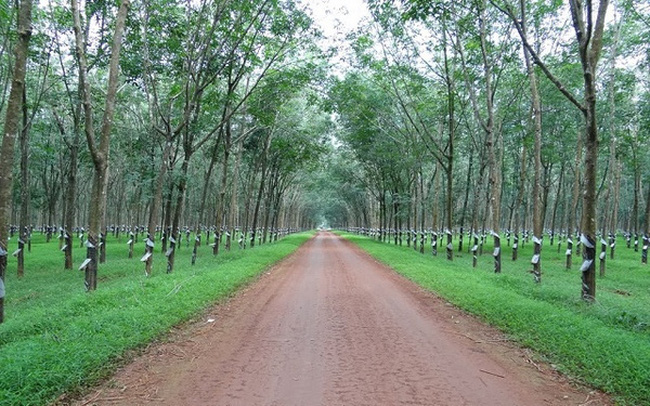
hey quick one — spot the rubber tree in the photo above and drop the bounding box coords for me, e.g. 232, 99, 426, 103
390, 1, 455, 257
131, 0, 259, 273
494, 0, 610, 300
329, 69, 416, 236
14, 26, 53, 277
516, 0, 543, 282
245, 62, 327, 247
455, 0, 512, 272
161, 0, 317, 272
72, 0, 130, 291
212, 67, 245, 256
46, 4, 84, 270
276, 96, 330, 239
347, 4, 458, 258
0, 0, 33, 323
52, 105, 80, 270
17, 89, 30, 279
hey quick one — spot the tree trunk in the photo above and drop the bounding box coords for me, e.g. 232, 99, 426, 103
540, 162, 552, 235
471, 1, 501, 271
72, 0, 129, 291
0, 0, 33, 323
605, 5, 623, 260
419, 172, 425, 253
432, 162, 440, 237
470, 163, 485, 258
459, 152, 473, 252
262, 173, 276, 245
632, 145, 640, 238
642, 183, 650, 264
198, 142, 218, 234
550, 167, 564, 246
242, 168, 258, 249
512, 141, 527, 262
161, 186, 172, 254
144, 139, 172, 276
610, 163, 620, 260
17, 87, 30, 278
579, 110, 597, 299
574, 0, 609, 301
445, 163, 453, 261
485, 106, 499, 271
167, 154, 191, 273
413, 177, 418, 252
569, 130, 584, 262
643, 182, 650, 236
213, 136, 230, 256
441, 18, 455, 261
524, 19, 543, 282
250, 133, 272, 248
227, 139, 243, 251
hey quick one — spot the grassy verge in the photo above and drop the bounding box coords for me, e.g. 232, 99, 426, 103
341, 232, 650, 405
0, 231, 312, 406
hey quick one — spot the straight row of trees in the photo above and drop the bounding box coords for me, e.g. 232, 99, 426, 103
0, 0, 330, 323
1, 0, 650, 323
321, 0, 650, 300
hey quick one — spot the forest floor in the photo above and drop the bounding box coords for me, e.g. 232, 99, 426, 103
71, 232, 611, 406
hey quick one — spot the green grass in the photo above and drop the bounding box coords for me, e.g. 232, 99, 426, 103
0, 231, 312, 406
341, 232, 650, 406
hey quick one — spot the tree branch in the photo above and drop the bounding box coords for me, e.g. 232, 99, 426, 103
491, 0, 586, 114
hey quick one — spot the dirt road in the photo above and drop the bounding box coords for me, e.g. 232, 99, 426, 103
76, 232, 609, 406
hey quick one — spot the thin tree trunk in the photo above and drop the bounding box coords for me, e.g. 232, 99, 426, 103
17, 87, 30, 278
72, 0, 129, 291
642, 211, 648, 261
540, 162, 552, 236
198, 142, 218, 230
0, 0, 33, 323
512, 139, 527, 261
419, 171, 425, 253
251, 133, 272, 248
145, 139, 172, 276
632, 145, 640, 237
550, 167, 564, 245
575, 0, 609, 300
161, 185, 172, 254
459, 152, 473, 252
569, 131, 583, 264
412, 177, 418, 252
167, 156, 190, 274
442, 22, 454, 261
227, 139, 243, 251
610, 162, 620, 260
642, 183, 650, 264
522, 1, 544, 282
432, 162, 440, 239
213, 131, 230, 256
242, 168, 258, 249
262, 172, 277, 245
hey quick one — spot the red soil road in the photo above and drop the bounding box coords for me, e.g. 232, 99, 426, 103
74, 232, 610, 406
